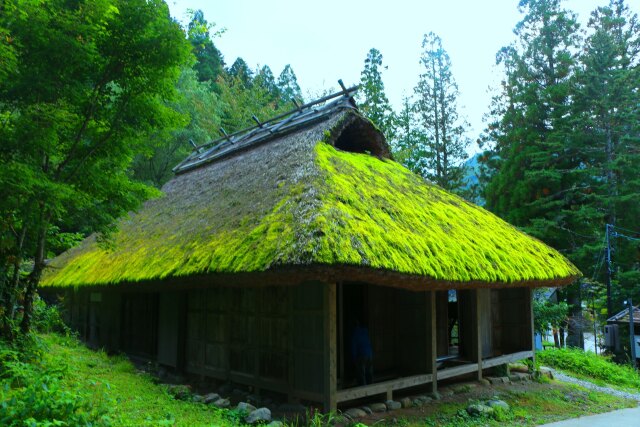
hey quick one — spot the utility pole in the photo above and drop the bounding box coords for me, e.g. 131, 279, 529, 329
629, 298, 637, 367
605, 224, 613, 318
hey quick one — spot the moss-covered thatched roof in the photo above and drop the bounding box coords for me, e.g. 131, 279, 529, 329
42, 100, 580, 290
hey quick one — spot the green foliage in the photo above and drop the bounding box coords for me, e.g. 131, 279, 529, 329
357, 48, 395, 141
570, 0, 640, 309
538, 347, 640, 390
0, 332, 239, 426
218, 72, 292, 132
482, 0, 581, 237
533, 300, 569, 334
132, 67, 223, 188
32, 296, 69, 335
228, 57, 254, 87
0, 0, 192, 337
412, 32, 469, 192
255, 65, 281, 103
304, 409, 338, 427
186, 9, 225, 84
480, 0, 640, 322
277, 64, 303, 103
0, 336, 113, 426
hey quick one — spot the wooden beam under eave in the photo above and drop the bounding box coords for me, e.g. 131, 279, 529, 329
323, 282, 337, 412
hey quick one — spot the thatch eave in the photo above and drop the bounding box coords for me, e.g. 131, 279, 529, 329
43, 263, 579, 294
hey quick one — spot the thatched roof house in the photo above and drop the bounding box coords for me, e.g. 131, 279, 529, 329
42, 88, 580, 410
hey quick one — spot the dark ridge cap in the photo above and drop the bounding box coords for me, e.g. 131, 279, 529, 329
173, 93, 359, 175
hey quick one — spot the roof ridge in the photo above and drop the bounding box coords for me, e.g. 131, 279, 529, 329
173, 84, 359, 175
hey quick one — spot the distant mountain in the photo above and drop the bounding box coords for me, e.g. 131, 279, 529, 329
461, 153, 484, 205
463, 153, 480, 187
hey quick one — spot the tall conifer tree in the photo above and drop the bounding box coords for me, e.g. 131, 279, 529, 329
358, 48, 395, 141
277, 65, 302, 102
482, 0, 583, 345
187, 10, 225, 85
572, 0, 640, 307
414, 32, 469, 191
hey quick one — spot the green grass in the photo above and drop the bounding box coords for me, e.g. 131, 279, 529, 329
0, 333, 243, 426
387, 384, 636, 426
2, 330, 637, 426
538, 347, 640, 391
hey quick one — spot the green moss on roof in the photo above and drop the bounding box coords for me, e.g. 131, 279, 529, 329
42, 113, 580, 288
309, 143, 579, 282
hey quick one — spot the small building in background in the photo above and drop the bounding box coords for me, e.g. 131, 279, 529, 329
605, 305, 640, 358
41, 88, 580, 411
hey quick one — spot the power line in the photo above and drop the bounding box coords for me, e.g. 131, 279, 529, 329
610, 224, 640, 236
611, 231, 640, 242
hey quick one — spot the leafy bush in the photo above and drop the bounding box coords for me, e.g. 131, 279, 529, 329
538, 347, 640, 390
32, 296, 69, 335
0, 335, 113, 426
533, 300, 568, 334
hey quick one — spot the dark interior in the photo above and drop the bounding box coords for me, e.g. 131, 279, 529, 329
333, 118, 391, 158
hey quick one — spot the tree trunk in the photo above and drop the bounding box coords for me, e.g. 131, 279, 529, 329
1, 226, 27, 341
565, 286, 584, 349
20, 223, 47, 334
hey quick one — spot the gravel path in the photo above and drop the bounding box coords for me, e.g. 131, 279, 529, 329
549, 368, 640, 401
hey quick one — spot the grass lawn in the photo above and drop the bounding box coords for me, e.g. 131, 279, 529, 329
360, 381, 637, 426
1, 333, 244, 426
538, 347, 640, 392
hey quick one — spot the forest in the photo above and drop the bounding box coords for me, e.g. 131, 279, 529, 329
1, 0, 639, 355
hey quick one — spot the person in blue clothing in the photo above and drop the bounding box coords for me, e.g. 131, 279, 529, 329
351, 319, 373, 385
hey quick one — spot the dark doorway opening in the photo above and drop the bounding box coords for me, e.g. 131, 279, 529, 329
340, 282, 369, 388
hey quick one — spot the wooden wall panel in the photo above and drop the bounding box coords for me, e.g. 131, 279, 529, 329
292, 282, 325, 394
368, 285, 396, 373
435, 291, 450, 357
478, 288, 493, 359
158, 292, 181, 367
498, 288, 530, 353
395, 288, 428, 375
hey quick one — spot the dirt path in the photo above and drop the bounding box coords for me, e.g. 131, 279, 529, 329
549, 368, 640, 401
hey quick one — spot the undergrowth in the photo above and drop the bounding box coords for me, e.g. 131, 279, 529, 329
0, 301, 113, 426
0, 298, 237, 426
538, 347, 640, 391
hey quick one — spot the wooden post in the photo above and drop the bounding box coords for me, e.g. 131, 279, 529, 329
176, 292, 187, 374
476, 290, 483, 380
338, 282, 344, 390
428, 290, 438, 392
529, 288, 536, 366
287, 286, 295, 403
323, 283, 337, 412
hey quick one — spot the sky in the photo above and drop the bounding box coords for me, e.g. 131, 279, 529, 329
167, 0, 638, 152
